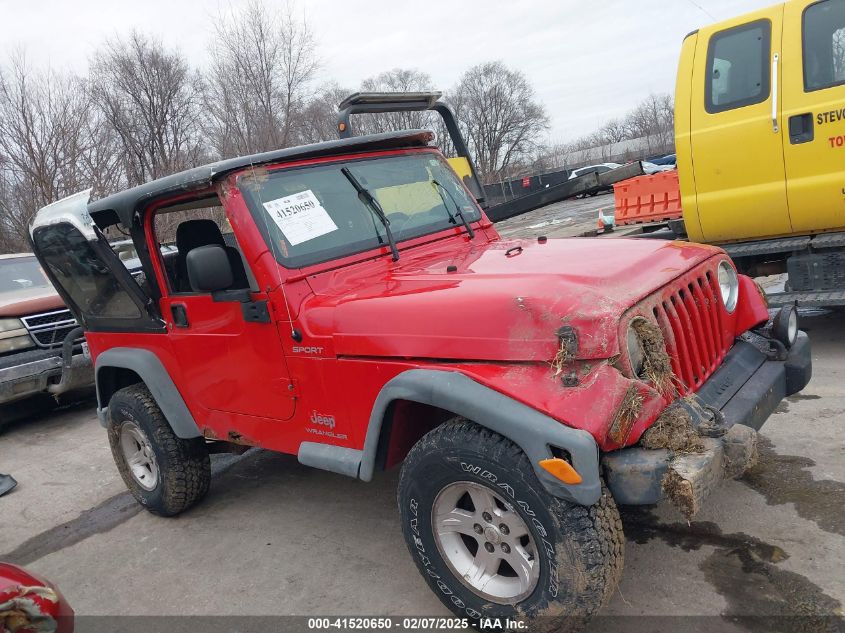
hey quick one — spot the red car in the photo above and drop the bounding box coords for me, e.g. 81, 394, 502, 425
29, 130, 810, 627
0, 563, 73, 632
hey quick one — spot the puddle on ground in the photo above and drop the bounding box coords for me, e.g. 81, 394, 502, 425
622, 507, 786, 558
700, 544, 843, 633
621, 508, 843, 633
742, 437, 845, 538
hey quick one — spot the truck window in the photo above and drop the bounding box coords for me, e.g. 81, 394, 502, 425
239, 152, 481, 269
705, 20, 771, 113
803, 0, 845, 91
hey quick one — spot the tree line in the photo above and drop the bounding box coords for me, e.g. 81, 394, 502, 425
534, 93, 675, 173
0, 0, 671, 253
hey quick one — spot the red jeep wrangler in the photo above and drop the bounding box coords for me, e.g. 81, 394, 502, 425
29, 130, 811, 627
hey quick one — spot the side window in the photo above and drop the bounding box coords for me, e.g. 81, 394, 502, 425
152, 196, 256, 294
706, 20, 771, 113
33, 223, 141, 319
804, 0, 845, 92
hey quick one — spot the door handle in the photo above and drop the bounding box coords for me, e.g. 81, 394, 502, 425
771, 53, 780, 133
171, 304, 189, 328
788, 113, 814, 144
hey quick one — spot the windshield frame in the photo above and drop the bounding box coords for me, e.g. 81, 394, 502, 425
235, 148, 483, 270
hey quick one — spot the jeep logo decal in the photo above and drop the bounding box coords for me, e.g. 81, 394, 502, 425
310, 411, 336, 429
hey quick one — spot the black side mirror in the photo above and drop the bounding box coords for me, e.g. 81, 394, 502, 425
186, 245, 233, 293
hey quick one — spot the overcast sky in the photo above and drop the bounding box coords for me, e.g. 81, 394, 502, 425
1, 0, 774, 142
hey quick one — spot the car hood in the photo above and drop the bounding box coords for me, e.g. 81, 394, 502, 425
302, 237, 722, 362
0, 286, 64, 318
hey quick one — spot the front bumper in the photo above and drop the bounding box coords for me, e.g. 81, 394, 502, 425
0, 343, 93, 405
602, 330, 811, 513
695, 330, 811, 429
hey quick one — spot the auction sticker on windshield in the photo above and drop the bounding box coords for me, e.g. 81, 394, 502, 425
263, 190, 338, 246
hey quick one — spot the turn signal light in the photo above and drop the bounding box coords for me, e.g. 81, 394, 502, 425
538, 458, 582, 485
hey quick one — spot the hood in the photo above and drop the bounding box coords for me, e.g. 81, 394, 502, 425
0, 286, 64, 318
302, 237, 723, 362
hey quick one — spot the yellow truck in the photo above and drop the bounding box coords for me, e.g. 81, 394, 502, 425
675, 0, 845, 307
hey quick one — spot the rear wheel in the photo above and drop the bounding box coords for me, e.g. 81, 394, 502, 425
398, 419, 623, 631
107, 384, 210, 516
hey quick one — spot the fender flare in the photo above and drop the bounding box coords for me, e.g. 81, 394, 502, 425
360, 369, 601, 506
94, 347, 201, 439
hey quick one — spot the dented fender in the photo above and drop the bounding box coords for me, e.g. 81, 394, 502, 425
362, 369, 603, 506
455, 361, 667, 452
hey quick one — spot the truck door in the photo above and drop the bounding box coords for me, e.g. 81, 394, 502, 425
781, 0, 845, 233
151, 201, 296, 422
689, 7, 791, 242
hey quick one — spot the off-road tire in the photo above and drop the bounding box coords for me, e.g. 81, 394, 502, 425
107, 383, 210, 517
398, 419, 623, 632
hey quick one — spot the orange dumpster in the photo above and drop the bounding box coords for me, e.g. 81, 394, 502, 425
613, 171, 682, 226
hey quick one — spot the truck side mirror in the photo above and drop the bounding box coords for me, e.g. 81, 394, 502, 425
186, 245, 233, 293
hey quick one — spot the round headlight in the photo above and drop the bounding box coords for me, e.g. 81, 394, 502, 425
626, 322, 645, 377
717, 260, 739, 313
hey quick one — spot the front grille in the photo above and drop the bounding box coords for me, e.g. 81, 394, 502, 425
652, 271, 730, 393
21, 309, 79, 349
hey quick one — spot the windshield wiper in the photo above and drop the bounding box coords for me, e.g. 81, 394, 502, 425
432, 180, 475, 239
341, 167, 399, 261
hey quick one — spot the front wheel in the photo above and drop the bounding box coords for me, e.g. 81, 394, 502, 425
107, 384, 210, 516
397, 420, 623, 631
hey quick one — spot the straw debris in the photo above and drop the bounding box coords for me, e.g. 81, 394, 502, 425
608, 385, 644, 444
632, 318, 675, 394
550, 343, 574, 377
662, 470, 699, 519
640, 405, 705, 454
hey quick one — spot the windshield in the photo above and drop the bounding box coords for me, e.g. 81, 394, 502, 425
239, 152, 482, 268
0, 256, 54, 296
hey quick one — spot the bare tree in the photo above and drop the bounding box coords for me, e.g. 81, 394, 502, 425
0, 53, 116, 252
534, 92, 676, 171
449, 61, 549, 183
91, 31, 205, 187
600, 118, 628, 145
349, 68, 437, 136
203, 0, 319, 157
624, 93, 674, 155
532, 140, 577, 172
298, 82, 351, 143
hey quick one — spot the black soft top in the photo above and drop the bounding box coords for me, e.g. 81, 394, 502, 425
88, 130, 434, 228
